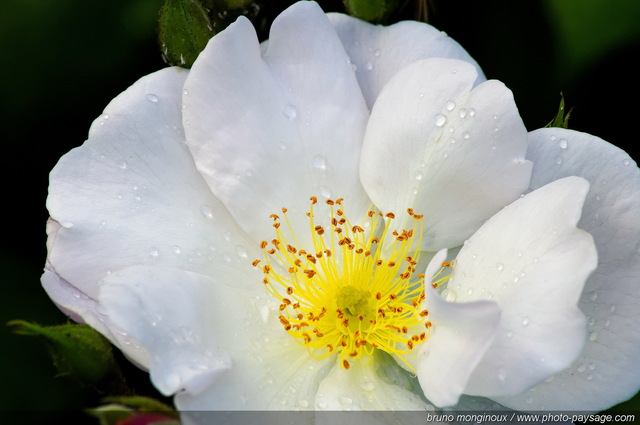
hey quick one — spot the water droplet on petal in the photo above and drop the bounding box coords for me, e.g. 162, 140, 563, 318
414, 170, 423, 180
117, 160, 128, 169
441, 288, 457, 301
623, 158, 631, 166
172, 245, 181, 254
468, 108, 476, 117
445, 100, 456, 111
462, 131, 470, 140
339, 396, 353, 406
555, 157, 563, 165
434, 113, 447, 127
359, 381, 376, 392
522, 317, 530, 326
102, 114, 110, 120
318, 186, 331, 199
312, 155, 327, 171
373, 49, 381, 57
496, 263, 504, 271
364, 62, 373, 71
146, 94, 159, 103
283, 105, 297, 120
149, 247, 159, 257
236, 245, 248, 258
297, 399, 309, 408
458, 109, 467, 119
558, 138, 568, 149
589, 332, 598, 342
497, 367, 507, 381
200, 205, 214, 219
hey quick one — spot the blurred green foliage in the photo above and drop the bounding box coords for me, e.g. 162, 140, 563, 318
1, 0, 639, 422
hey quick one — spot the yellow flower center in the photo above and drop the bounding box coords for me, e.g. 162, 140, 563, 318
252, 197, 431, 370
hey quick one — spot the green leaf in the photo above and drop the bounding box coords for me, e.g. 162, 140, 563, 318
158, 0, 215, 68
7, 320, 116, 385
343, 0, 400, 23
545, 93, 572, 129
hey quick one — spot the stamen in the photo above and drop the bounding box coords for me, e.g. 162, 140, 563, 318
254, 198, 430, 370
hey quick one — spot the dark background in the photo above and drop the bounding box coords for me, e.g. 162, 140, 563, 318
1, 0, 639, 422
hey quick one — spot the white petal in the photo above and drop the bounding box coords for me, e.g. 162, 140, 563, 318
182, 2, 370, 246
449, 177, 596, 398
495, 128, 640, 411
46, 67, 256, 305
327, 13, 485, 109
416, 284, 501, 407
315, 355, 429, 412
172, 268, 334, 410
360, 58, 531, 250
41, 265, 149, 368
100, 266, 233, 396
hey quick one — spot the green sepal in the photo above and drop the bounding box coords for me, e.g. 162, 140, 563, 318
343, 0, 400, 23
545, 93, 573, 129
158, 0, 215, 68
87, 404, 179, 425
101, 395, 177, 414
7, 320, 116, 385
87, 396, 178, 425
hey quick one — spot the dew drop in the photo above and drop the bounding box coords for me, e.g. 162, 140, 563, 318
577, 364, 587, 373
623, 158, 630, 166
172, 245, 181, 254
497, 367, 507, 381
102, 113, 110, 120
283, 105, 297, 120
364, 61, 373, 71
200, 205, 214, 219
445, 100, 456, 111
149, 247, 159, 257
297, 399, 309, 408
339, 396, 353, 406
458, 109, 467, 119
586, 374, 594, 381
558, 138, 568, 149
117, 160, 128, 169
462, 131, 470, 140
312, 155, 327, 171
468, 108, 476, 117
318, 186, 331, 199
522, 317, 530, 326
506, 331, 513, 338
589, 332, 598, 342
590, 292, 598, 301
441, 288, 457, 301
434, 113, 447, 127
235, 245, 248, 258
146, 94, 159, 103
414, 170, 423, 180
359, 381, 376, 392
610, 304, 617, 313
373, 49, 381, 57
496, 262, 504, 271
554, 157, 563, 165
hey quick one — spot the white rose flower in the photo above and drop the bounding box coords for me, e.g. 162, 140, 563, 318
42, 0, 640, 416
